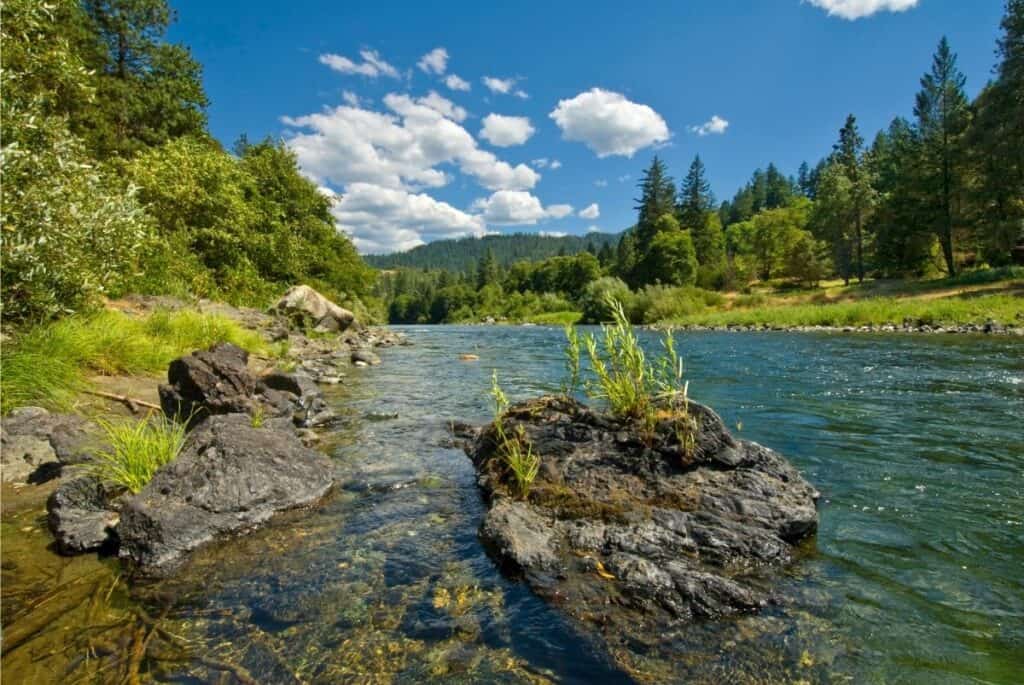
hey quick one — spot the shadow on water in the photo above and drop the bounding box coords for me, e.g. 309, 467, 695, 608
3, 326, 1023, 683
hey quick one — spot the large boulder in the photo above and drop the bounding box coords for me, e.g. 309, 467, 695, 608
47, 476, 120, 554
117, 414, 334, 574
272, 285, 355, 333
159, 343, 255, 424
466, 395, 818, 635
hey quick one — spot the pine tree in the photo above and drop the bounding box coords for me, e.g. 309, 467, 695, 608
832, 114, 876, 282
797, 162, 812, 197
677, 155, 715, 230
633, 156, 677, 253
914, 36, 971, 276
476, 248, 500, 289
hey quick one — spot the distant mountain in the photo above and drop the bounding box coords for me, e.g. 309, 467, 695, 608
366, 231, 623, 272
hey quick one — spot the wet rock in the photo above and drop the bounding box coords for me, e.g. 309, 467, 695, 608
1, 432, 57, 483
351, 349, 381, 366
272, 285, 355, 332
118, 414, 334, 574
465, 395, 818, 633
47, 476, 120, 554
159, 343, 255, 424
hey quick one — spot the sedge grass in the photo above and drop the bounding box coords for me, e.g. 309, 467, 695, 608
490, 370, 540, 499
86, 414, 188, 493
1, 309, 272, 414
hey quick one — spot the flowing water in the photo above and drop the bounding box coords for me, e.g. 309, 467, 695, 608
3, 327, 1022, 683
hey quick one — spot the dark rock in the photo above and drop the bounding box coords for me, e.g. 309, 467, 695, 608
47, 476, 120, 554
351, 349, 381, 366
118, 414, 334, 574
159, 343, 255, 424
466, 395, 818, 635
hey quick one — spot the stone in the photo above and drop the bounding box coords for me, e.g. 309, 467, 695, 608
118, 414, 334, 574
271, 285, 355, 333
159, 342, 255, 424
1, 410, 103, 482
351, 349, 381, 366
1, 432, 58, 483
47, 476, 120, 554
465, 395, 819, 635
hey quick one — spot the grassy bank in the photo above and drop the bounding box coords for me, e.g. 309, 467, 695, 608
1, 309, 275, 414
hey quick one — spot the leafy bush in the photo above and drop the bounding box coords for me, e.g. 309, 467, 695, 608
579, 277, 633, 323
87, 415, 188, 493
631, 285, 725, 324
490, 371, 540, 499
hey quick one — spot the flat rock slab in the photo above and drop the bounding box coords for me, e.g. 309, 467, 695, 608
118, 414, 334, 574
466, 395, 819, 636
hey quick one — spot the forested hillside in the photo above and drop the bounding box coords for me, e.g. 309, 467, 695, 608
1, 0, 376, 324
366, 232, 622, 272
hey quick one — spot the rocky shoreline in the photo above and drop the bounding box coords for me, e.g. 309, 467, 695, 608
648, 319, 1024, 335
460, 395, 819, 637
2, 286, 408, 576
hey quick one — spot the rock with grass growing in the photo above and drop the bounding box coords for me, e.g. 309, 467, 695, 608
465, 394, 819, 635
117, 414, 335, 574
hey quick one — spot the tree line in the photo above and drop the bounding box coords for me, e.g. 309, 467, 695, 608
379, 4, 1022, 324
2, 0, 375, 324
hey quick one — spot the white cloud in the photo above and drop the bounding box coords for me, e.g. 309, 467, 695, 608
531, 158, 562, 170
472, 191, 572, 225
444, 74, 471, 91
549, 160, 562, 170
319, 49, 399, 79
417, 47, 448, 75
586, 225, 602, 233
618, 174, 630, 182
805, 0, 918, 20
341, 90, 363, 107
549, 88, 670, 157
417, 90, 467, 122
284, 93, 538, 192
689, 114, 730, 136
540, 231, 568, 238
480, 114, 535, 147
594, 179, 608, 187
578, 203, 600, 220
332, 182, 485, 253
482, 76, 525, 97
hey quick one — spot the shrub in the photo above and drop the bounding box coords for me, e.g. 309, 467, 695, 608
87, 414, 187, 493
579, 277, 633, 323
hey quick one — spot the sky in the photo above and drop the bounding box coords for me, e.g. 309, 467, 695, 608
168, 0, 1007, 254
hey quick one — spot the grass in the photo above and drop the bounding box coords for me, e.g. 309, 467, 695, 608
489, 370, 540, 499
519, 311, 582, 326
86, 414, 188, 493
1, 308, 275, 414
665, 293, 1023, 328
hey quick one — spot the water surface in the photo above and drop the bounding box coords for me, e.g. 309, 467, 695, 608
4, 327, 1022, 683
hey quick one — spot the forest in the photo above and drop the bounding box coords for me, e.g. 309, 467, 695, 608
379, 6, 1023, 325
1, 0, 377, 325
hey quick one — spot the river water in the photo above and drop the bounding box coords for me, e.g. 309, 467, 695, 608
3, 327, 1022, 683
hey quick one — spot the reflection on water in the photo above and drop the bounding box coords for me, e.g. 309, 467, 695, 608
3, 327, 1022, 683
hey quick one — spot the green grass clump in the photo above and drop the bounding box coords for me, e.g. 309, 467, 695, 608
87, 414, 188, 493
522, 310, 582, 326
490, 371, 540, 499
1, 309, 273, 414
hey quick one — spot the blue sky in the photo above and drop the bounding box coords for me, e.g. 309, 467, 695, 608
169, 0, 1006, 253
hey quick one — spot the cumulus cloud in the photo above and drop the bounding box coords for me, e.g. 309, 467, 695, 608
594, 179, 608, 187
417, 47, 448, 74
332, 182, 485, 253
319, 49, 399, 79
341, 90, 363, 107
531, 158, 562, 170
689, 114, 730, 136
805, 0, 919, 20
472, 191, 572, 225
549, 88, 670, 158
578, 203, 600, 220
417, 90, 467, 122
444, 74, 471, 91
540, 231, 568, 238
480, 114, 535, 147
549, 160, 562, 169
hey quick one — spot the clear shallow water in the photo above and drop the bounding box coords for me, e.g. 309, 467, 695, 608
6, 327, 1023, 683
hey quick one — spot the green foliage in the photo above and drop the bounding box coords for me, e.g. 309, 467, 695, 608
562, 324, 582, 396
631, 285, 725, 324
489, 371, 540, 499
677, 155, 715, 231
579, 277, 633, 323
786, 234, 831, 286
1, 309, 272, 414
731, 199, 813, 282
645, 229, 699, 287
86, 414, 187, 493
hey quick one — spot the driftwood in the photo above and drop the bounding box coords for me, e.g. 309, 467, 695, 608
84, 390, 161, 414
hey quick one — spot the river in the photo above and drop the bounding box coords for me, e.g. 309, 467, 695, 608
3, 327, 1022, 683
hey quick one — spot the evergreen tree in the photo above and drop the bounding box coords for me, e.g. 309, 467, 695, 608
796, 162, 812, 197
764, 163, 794, 209
677, 155, 715, 230
633, 156, 677, 253
832, 114, 877, 282
476, 248, 500, 289
914, 36, 971, 275
692, 213, 726, 270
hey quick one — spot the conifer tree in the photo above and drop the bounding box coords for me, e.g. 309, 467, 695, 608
677, 155, 715, 230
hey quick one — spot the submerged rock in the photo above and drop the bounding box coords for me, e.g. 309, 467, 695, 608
118, 414, 334, 574
465, 395, 818, 632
